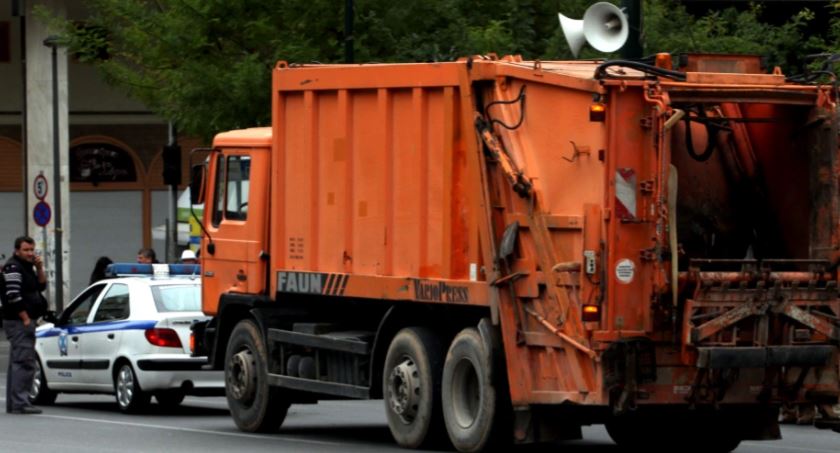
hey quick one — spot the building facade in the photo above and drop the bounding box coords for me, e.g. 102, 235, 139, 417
0, 0, 200, 302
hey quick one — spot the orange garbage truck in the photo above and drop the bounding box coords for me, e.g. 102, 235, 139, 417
189, 53, 840, 451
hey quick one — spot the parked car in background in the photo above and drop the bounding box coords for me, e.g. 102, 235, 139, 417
31, 263, 223, 413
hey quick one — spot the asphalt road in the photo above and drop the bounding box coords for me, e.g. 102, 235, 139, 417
0, 372, 838, 453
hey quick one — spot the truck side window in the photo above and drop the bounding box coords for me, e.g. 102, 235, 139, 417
211, 154, 225, 227
224, 155, 250, 221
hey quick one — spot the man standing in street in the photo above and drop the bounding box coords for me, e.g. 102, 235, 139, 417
3, 236, 48, 414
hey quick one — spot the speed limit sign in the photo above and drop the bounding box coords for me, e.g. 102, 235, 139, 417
34, 174, 48, 200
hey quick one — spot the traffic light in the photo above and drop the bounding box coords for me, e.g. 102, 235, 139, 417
162, 144, 181, 186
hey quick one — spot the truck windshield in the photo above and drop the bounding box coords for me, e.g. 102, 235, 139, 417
151, 284, 201, 312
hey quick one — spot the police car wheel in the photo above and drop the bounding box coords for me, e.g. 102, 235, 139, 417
225, 319, 290, 433
29, 357, 58, 405
115, 363, 150, 413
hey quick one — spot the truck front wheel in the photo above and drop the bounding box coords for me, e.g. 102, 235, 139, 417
383, 327, 447, 449
225, 319, 290, 433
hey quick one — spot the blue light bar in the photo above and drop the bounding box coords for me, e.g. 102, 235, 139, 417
105, 263, 201, 278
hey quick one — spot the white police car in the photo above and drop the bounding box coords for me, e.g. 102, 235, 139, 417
31, 263, 224, 413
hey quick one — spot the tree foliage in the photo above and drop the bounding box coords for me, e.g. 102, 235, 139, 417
43, 0, 839, 140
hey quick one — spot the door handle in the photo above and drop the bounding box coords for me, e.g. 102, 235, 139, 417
71, 336, 79, 342
107, 333, 115, 340
204, 271, 215, 277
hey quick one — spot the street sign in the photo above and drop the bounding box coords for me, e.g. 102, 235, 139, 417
34, 174, 48, 200
33, 201, 52, 227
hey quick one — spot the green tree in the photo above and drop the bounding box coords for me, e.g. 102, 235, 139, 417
44, 0, 837, 140
644, 0, 824, 74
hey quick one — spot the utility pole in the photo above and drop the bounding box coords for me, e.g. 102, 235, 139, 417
43, 35, 65, 312
621, 0, 642, 60
163, 123, 180, 263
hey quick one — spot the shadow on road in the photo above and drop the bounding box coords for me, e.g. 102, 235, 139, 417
279, 425, 395, 446
276, 425, 621, 452
50, 401, 229, 416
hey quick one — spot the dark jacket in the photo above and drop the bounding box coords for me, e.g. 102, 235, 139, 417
2, 255, 48, 320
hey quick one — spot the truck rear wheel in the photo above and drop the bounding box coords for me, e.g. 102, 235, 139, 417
225, 319, 290, 433
441, 327, 504, 452
383, 327, 447, 449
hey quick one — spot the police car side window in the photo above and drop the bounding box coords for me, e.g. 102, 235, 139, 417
93, 284, 130, 323
62, 284, 105, 326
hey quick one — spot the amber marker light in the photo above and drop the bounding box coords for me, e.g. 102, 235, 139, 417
582, 304, 600, 322
590, 103, 606, 122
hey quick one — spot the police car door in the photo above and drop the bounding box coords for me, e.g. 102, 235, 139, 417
82, 282, 131, 388
36, 283, 105, 389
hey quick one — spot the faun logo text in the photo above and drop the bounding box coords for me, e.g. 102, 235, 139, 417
276, 271, 349, 296
277, 272, 323, 294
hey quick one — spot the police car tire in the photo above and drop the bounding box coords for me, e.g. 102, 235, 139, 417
225, 319, 290, 433
115, 363, 151, 413
30, 357, 58, 405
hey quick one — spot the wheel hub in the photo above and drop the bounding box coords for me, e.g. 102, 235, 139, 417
117, 366, 135, 407
227, 349, 257, 403
451, 358, 480, 429
387, 358, 421, 424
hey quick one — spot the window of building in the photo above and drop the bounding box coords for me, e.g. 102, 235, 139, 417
70, 143, 138, 184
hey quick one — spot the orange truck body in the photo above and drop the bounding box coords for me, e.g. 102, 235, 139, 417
195, 54, 840, 450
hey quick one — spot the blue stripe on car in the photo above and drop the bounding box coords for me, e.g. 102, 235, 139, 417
37, 320, 158, 338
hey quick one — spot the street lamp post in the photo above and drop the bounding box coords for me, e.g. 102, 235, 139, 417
43, 35, 64, 312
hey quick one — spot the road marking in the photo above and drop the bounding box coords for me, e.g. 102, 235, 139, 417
36, 413, 342, 447
742, 441, 839, 453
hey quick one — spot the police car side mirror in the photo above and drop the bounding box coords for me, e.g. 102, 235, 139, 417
190, 164, 206, 204
43, 310, 58, 324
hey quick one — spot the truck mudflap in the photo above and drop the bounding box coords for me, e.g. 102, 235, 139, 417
697, 345, 835, 369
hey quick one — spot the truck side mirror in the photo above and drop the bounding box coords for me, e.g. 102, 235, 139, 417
190, 164, 206, 204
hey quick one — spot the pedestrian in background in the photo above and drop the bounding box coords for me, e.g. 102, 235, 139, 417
89, 256, 113, 284
180, 249, 198, 264
137, 248, 157, 264
2, 236, 48, 414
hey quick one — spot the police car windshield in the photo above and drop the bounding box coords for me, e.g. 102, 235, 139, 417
150, 285, 201, 312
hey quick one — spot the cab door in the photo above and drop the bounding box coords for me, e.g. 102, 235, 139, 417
202, 146, 270, 313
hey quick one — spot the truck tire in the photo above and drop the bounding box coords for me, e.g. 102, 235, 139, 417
441, 327, 503, 452
225, 319, 290, 433
383, 327, 447, 449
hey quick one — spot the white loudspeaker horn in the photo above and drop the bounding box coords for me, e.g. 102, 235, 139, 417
558, 2, 629, 57
583, 2, 629, 53
558, 13, 586, 58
